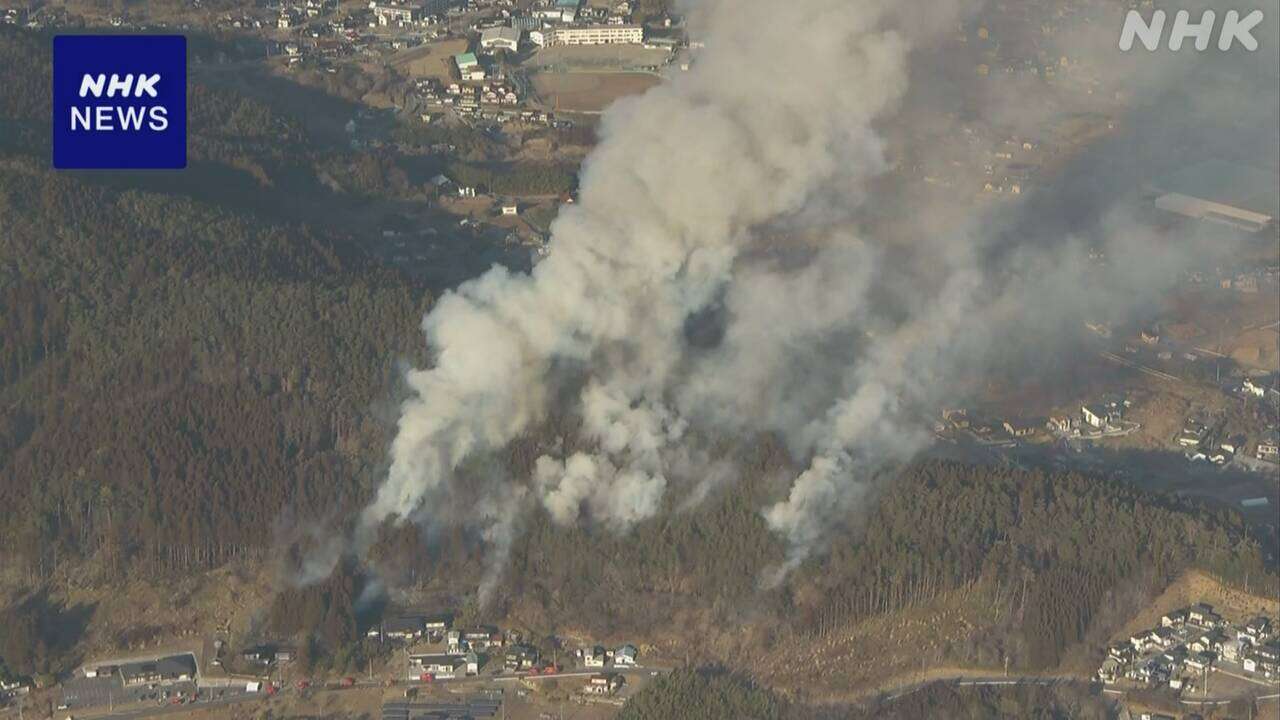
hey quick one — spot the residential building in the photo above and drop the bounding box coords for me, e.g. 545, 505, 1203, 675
1242, 616, 1273, 645
505, 644, 539, 671
1082, 404, 1107, 429
1258, 434, 1279, 461
1188, 603, 1221, 628
424, 613, 452, 638
1002, 419, 1038, 437
463, 626, 503, 650
242, 645, 276, 665
584, 673, 623, 695
373, 3, 420, 26
613, 644, 638, 666
583, 646, 606, 668
409, 653, 461, 677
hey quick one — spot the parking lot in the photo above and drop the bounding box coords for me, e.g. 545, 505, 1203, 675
59, 676, 200, 711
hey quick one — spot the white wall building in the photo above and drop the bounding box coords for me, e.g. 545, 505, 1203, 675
480, 25, 521, 51
550, 24, 643, 46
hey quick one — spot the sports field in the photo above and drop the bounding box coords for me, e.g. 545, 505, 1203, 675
531, 72, 660, 113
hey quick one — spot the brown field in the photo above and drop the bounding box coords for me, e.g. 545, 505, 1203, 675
392, 38, 469, 81
531, 72, 660, 113
1110, 569, 1280, 645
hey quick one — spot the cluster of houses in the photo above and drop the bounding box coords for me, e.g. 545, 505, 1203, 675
938, 393, 1138, 446
1098, 603, 1279, 690
1176, 415, 1246, 465
1174, 406, 1279, 466
367, 613, 454, 643
277, 0, 337, 30
578, 644, 638, 669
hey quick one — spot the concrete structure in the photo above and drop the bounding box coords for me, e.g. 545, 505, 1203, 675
454, 52, 485, 80
480, 26, 521, 52
550, 24, 643, 46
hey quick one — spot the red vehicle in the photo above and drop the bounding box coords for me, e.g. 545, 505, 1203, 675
296, 680, 311, 690
419, 673, 434, 683
266, 684, 278, 696
170, 697, 182, 705
340, 677, 355, 688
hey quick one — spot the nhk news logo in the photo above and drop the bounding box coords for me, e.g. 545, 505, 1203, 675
53, 35, 187, 169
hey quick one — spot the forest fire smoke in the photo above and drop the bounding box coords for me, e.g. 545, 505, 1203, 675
355, 0, 1253, 592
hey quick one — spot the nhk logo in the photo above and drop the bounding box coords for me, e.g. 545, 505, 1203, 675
1118, 9, 1265, 51
53, 35, 186, 169
72, 73, 170, 132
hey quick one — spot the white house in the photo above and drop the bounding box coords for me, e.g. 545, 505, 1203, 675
1082, 404, 1107, 429
613, 644, 638, 666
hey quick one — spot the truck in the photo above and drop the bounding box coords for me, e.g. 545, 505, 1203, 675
340, 677, 355, 688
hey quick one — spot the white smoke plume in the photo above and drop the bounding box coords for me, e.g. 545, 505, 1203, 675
357, 0, 1267, 588
360, 0, 942, 553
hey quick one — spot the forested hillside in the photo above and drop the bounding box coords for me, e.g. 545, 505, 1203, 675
366, 453, 1275, 678
0, 23, 1275, 705
0, 26, 428, 586
618, 668, 1116, 720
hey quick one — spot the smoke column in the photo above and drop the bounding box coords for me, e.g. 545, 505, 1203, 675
358, 0, 1248, 588
361, 0, 939, 553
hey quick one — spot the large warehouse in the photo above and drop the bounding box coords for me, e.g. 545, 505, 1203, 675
1149, 160, 1279, 233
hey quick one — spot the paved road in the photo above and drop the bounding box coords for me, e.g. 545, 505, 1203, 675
70, 665, 669, 720
879, 674, 1082, 702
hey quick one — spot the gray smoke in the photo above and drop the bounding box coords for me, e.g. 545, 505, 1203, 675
357, 0, 1273, 589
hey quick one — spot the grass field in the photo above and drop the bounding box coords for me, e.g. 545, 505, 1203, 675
531, 72, 660, 113
391, 38, 469, 81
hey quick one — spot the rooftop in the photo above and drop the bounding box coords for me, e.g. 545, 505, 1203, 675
1151, 160, 1280, 218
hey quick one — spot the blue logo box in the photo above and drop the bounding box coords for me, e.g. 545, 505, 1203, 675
52, 35, 187, 169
